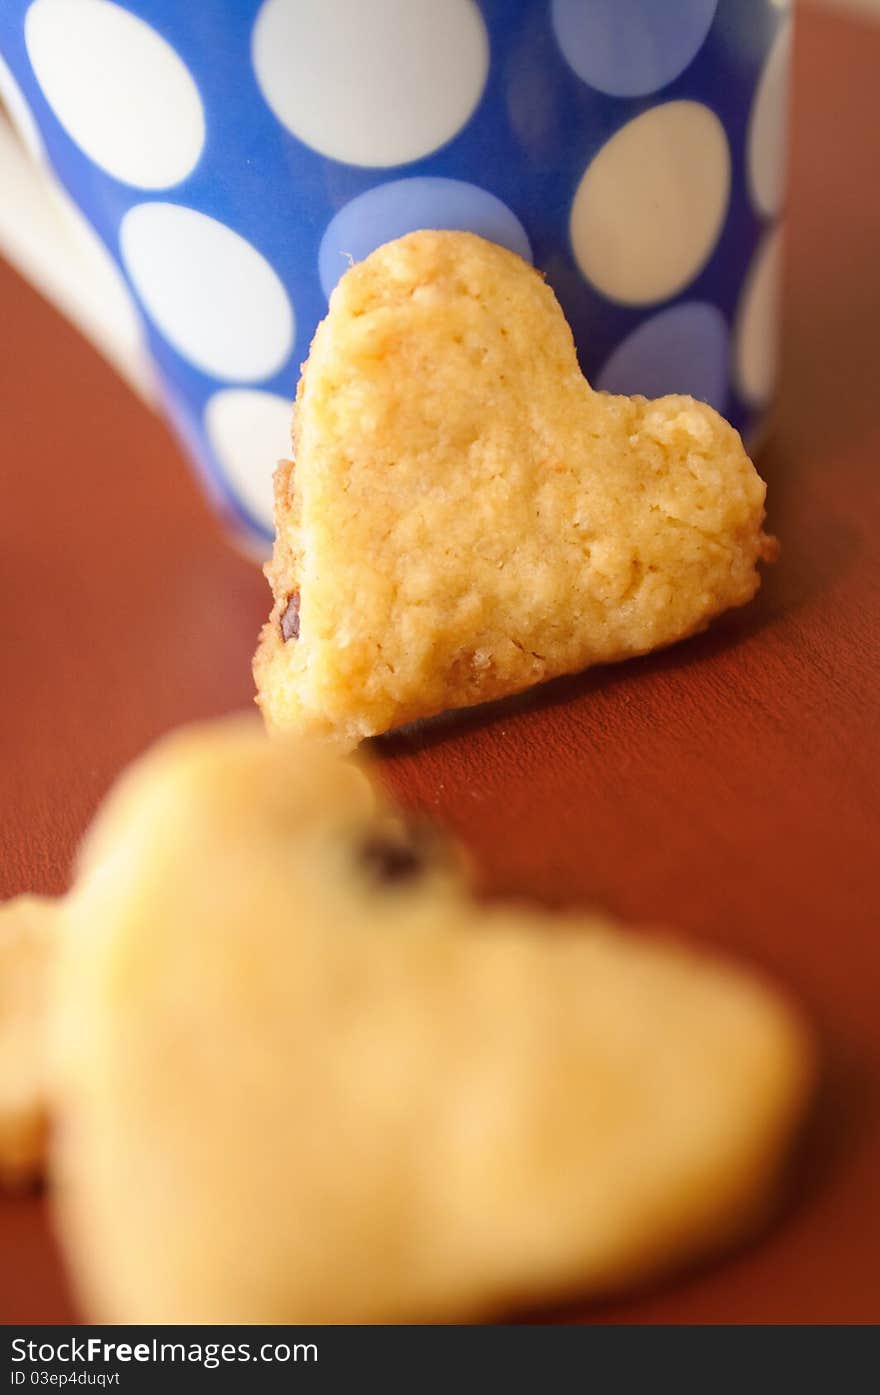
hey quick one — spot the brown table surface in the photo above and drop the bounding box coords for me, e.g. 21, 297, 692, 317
2, 2, 878, 1326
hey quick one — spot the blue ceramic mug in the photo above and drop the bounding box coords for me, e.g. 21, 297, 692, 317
0, 0, 791, 554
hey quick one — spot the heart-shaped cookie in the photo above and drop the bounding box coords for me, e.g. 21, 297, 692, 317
0, 895, 54, 1190
255, 231, 776, 747
51, 720, 811, 1324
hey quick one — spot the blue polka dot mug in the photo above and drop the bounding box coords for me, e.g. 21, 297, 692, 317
0, 0, 791, 555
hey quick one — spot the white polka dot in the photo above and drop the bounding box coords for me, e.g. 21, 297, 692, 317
597, 302, 729, 412
735, 226, 782, 406
570, 101, 730, 306
318, 177, 531, 299
205, 389, 291, 532
0, 51, 44, 161
552, 0, 718, 99
252, 0, 488, 168
119, 204, 294, 382
24, 0, 204, 188
747, 19, 792, 218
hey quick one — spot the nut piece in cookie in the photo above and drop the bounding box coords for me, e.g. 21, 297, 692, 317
0, 895, 55, 1190
51, 719, 811, 1324
254, 230, 776, 747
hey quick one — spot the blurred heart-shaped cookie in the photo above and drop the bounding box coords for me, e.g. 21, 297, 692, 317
51, 720, 811, 1323
255, 231, 776, 746
0, 895, 54, 1190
